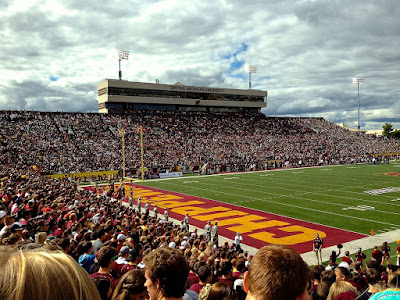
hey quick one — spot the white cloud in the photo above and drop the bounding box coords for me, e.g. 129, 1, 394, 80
0, 0, 399, 130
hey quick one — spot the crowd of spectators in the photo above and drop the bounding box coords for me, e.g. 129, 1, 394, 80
1, 109, 400, 299
1, 165, 400, 299
1, 110, 399, 176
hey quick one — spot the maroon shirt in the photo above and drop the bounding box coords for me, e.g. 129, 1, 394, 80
371, 249, 384, 263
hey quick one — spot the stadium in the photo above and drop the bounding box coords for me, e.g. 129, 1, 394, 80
1, 79, 400, 298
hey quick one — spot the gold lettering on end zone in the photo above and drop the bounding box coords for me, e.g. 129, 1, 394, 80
249, 225, 327, 245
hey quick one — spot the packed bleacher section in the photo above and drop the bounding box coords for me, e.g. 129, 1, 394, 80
1, 110, 399, 176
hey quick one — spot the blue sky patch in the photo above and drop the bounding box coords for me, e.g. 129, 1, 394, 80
49, 75, 59, 82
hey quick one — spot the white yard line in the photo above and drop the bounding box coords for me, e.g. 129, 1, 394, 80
161, 180, 400, 228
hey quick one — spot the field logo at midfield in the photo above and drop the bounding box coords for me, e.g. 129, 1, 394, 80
84, 184, 365, 254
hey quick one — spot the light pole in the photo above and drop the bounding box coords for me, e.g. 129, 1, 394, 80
118, 50, 129, 80
244, 64, 257, 89
352, 77, 364, 132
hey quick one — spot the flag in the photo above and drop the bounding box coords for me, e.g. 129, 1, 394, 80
136, 126, 142, 134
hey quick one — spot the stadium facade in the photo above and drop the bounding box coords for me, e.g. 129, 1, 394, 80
98, 79, 267, 113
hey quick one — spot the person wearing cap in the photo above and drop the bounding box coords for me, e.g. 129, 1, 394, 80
204, 221, 211, 242
9, 222, 24, 234
116, 233, 127, 252
113, 246, 131, 278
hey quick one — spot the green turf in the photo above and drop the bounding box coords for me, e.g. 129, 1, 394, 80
136, 163, 400, 235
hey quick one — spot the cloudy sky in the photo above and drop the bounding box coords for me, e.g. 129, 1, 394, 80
1, 0, 399, 130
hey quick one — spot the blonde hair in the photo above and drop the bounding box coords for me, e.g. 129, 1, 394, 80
0, 246, 100, 300
35, 232, 47, 245
327, 281, 358, 300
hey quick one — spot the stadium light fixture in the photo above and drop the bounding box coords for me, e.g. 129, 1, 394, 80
244, 64, 257, 89
118, 50, 129, 80
352, 77, 364, 133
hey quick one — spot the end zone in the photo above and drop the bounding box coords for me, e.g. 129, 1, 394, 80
83, 183, 366, 254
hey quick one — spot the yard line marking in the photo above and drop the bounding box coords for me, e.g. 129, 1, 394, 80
155, 180, 399, 227
246, 175, 400, 208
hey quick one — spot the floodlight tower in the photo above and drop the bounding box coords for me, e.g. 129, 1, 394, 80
352, 77, 364, 132
118, 50, 129, 80
244, 64, 257, 89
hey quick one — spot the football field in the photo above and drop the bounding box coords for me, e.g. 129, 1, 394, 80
138, 163, 400, 236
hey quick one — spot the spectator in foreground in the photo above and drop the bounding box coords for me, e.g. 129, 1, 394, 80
0, 245, 100, 300
244, 244, 311, 300
369, 270, 400, 299
143, 247, 189, 300
111, 269, 147, 300
326, 281, 358, 300
91, 246, 118, 298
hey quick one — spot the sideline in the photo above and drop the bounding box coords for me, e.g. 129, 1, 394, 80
301, 228, 400, 266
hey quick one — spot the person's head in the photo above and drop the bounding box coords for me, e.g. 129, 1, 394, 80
35, 232, 47, 245
197, 264, 212, 283
0, 246, 100, 300
81, 241, 93, 254
97, 246, 117, 269
236, 258, 246, 273
244, 245, 311, 300
335, 267, 350, 282
220, 261, 233, 276
97, 229, 107, 241
387, 270, 400, 289
143, 247, 189, 300
207, 282, 230, 300
112, 269, 147, 300
321, 270, 336, 284
316, 281, 332, 300
326, 281, 358, 300
312, 265, 326, 282
365, 268, 381, 286
387, 264, 399, 275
